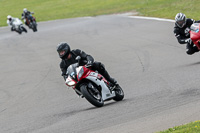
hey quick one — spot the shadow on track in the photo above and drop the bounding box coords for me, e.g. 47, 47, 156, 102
178, 61, 200, 67
84, 99, 127, 111
53, 99, 127, 119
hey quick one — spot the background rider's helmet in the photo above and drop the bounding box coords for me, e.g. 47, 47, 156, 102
175, 13, 186, 28
7, 15, 12, 21
57, 42, 71, 59
23, 8, 28, 13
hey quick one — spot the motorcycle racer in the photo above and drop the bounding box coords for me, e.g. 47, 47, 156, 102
57, 42, 117, 88
174, 13, 200, 55
7, 15, 15, 31
21, 8, 35, 26
7, 15, 26, 34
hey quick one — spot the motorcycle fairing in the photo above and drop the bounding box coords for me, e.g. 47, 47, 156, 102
86, 72, 116, 100
65, 64, 116, 101
190, 23, 200, 50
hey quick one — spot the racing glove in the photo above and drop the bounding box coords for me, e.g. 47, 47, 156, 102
86, 60, 93, 67
185, 38, 193, 45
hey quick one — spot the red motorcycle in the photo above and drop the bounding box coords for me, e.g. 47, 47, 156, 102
65, 56, 124, 107
190, 23, 200, 49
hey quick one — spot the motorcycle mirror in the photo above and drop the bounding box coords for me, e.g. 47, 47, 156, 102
76, 56, 81, 61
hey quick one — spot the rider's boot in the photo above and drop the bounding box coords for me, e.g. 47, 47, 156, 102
193, 46, 199, 53
101, 70, 117, 90
109, 78, 117, 86
186, 43, 199, 55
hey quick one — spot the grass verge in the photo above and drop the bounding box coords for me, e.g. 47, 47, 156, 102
0, 0, 200, 27
157, 120, 200, 133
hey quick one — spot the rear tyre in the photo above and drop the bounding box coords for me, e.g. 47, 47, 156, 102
22, 27, 27, 33
32, 22, 37, 32
113, 84, 124, 101
80, 83, 104, 107
33, 27, 37, 32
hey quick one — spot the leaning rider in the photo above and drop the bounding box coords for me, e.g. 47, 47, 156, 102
21, 8, 34, 26
56, 42, 117, 88
7, 15, 15, 31
174, 13, 200, 55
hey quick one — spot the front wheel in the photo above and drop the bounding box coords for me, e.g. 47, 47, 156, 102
16, 30, 22, 34
80, 83, 104, 107
113, 84, 124, 101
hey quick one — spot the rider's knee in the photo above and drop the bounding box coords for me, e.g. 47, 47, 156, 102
93, 62, 105, 71
186, 49, 195, 55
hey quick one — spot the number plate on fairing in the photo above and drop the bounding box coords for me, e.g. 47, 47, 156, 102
89, 72, 97, 77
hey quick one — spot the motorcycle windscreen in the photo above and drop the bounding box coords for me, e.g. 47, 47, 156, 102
190, 23, 200, 42
66, 63, 78, 80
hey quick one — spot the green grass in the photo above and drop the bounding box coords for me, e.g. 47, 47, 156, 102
157, 120, 200, 133
0, 0, 200, 27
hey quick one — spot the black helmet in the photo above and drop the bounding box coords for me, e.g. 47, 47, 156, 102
57, 42, 71, 59
175, 13, 186, 28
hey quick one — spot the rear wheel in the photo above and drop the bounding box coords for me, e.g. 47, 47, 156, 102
113, 85, 124, 101
22, 27, 27, 33
32, 22, 37, 32
80, 83, 104, 107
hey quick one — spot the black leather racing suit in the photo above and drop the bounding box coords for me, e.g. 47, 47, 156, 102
174, 18, 200, 55
59, 49, 116, 85
21, 11, 33, 26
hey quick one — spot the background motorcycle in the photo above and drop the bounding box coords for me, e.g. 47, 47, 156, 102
190, 23, 200, 49
12, 18, 27, 34
23, 14, 37, 32
65, 56, 124, 107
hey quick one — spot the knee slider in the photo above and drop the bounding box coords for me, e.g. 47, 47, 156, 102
186, 50, 194, 55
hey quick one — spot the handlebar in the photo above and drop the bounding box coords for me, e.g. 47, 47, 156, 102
75, 56, 93, 68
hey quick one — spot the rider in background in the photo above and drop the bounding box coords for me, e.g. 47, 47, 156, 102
7, 15, 21, 33
174, 13, 200, 55
57, 42, 117, 88
7, 15, 15, 31
21, 8, 35, 26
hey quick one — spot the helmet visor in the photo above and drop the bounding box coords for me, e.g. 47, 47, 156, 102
59, 50, 66, 56
177, 20, 186, 28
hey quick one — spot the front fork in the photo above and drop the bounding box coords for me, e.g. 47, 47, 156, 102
75, 82, 99, 97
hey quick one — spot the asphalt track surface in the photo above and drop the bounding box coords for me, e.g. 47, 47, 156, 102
1, 14, 200, 133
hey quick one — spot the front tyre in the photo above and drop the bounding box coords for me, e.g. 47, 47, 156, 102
80, 83, 104, 107
17, 30, 22, 34
113, 84, 124, 101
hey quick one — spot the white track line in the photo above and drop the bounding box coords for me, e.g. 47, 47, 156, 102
128, 16, 175, 23
117, 12, 175, 22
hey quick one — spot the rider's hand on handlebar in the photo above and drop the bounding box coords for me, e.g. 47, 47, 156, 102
86, 61, 93, 67
185, 38, 192, 45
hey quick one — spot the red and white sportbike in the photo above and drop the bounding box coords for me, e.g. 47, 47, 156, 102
190, 23, 200, 50
65, 56, 124, 107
